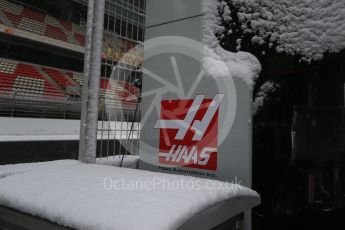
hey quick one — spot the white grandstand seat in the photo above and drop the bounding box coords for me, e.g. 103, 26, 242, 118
13, 76, 45, 97
18, 17, 46, 35
67, 72, 83, 85
17, 7, 46, 35
0, 0, 23, 15
0, 59, 17, 74
15, 62, 64, 98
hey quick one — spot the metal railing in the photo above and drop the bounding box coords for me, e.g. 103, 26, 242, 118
0, 91, 140, 121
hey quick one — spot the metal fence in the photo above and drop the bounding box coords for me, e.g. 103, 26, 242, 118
0, 90, 139, 121
96, 0, 145, 158
0, 92, 80, 119
0, 0, 145, 161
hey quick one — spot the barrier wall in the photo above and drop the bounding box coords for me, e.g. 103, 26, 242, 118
0, 117, 139, 141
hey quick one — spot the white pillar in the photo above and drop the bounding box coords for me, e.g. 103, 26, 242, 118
79, 0, 94, 162
79, 0, 105, 163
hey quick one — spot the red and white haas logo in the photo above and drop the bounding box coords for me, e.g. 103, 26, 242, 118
154, 94, 224, 171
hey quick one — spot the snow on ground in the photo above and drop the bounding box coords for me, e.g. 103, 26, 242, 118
0, 163, 258, 230
202, 0, 262, 88
222, 0, 345, 62
96, 155, 139, 169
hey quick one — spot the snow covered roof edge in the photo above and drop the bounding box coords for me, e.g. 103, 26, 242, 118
201, 0, 261, 88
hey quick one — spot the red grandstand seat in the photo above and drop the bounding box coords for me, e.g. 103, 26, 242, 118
43, 67, 78, 89
122, 82, 139, 96
16, 63, 40, 77
0, 59, 64, 98
21, 8, 45, 23
14, 63, 64, 98
0, 73, 16, 93
99, 78, 111, 99
74, 33, 86, 46
3, 11, 21, 26
58, 19, 72, 31
100, 78, 109, 89
45, 24, 68, 41
126, 41, 134, 50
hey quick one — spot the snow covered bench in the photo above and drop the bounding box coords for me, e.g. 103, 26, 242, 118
0, 160, 259, 230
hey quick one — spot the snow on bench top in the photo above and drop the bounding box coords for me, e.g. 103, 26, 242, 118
0, 160, 80, 179
0, 156, 139, 179
0, 162, 258, 230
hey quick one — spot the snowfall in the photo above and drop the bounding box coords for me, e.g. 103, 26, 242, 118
7, 0, 337, 229
0, 159, 258, 230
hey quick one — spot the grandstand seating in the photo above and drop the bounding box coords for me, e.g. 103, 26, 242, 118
0, 58, 139, 108
45, 24, 68, 42
58, 18, 71, 31
0, 60, 16, 92
67, 72, 83, 85
0, 0, 139, 52
121, 81, 140, 97
0, 59, 64, 98
0, 0, 23, 15
3, 11, 21, 26
0, 0, 141, 118
43, 67, 78, 89
73, 32, 85, 46
99, 78, 139, 108
21, 8, 45, 23
13, 76, 45, 97
0, 0, 85, 46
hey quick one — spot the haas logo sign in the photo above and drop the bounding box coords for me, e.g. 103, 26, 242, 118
154, 94, 224, 171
